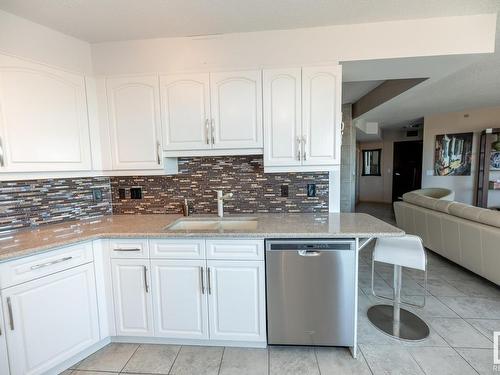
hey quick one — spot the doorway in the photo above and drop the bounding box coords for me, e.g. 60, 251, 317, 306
392, 140, 423, 201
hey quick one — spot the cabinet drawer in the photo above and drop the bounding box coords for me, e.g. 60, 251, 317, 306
206, 239, 264, 260
0, 241, 93, 289
150, 239, 205, 259
109, 238, 149, 258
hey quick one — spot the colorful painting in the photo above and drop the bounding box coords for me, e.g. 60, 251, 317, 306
434, 132, 473, 176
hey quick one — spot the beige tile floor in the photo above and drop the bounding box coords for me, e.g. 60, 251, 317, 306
60, 204, 500, 374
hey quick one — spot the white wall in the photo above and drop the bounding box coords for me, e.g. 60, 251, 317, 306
90, 14, 496, 75
422, 106, 500, 206
0, 10, 92, 74
358, 129, 422, 203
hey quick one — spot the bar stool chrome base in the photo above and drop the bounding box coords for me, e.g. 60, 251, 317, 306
367, 305, 430, 341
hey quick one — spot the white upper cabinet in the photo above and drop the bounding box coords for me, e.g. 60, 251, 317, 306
0, 54, 91, 172
263, 68, 302, 168
160, 73, 211, 151
302, 66, 341, 166
263, 65, 342, 171
160, 70, 263, 155
210, 71, 263, 149
106, 75, 163, 170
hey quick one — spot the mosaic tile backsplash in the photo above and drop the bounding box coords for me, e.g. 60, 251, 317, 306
0, 177, 112, 232
111, 155, 329, 215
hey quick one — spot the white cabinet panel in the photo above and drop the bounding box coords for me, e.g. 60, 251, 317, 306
206, 239, 264, 261
3, 263, 99, 375
109, 238, 149, 259
0, 54, 91, 172
0, 301, 10, 375
149, 239, 206, 259
111, 259, 154, 336
207, 261, 266, 342
302, 66, 341, 165
151, 260, 209, 339
161, 73, 211, 151
263, 68, 302, 167
210, 71, 263, 149
106, 75, 163, 170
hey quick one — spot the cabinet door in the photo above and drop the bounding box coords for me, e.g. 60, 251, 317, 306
151, 260, 209, 339
160, 73, 211, 151
263, 68, 302, 167
111, 259, 153, 336
210, 71, 263, 149
301, 66, 341, 165
3, 263, 99, 375
0, 300, 10, 375
207, 260, 266, 342
0, 54, 91, 172
106, 75, 163, 170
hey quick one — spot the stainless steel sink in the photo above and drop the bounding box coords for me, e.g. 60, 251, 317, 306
165, 217, 258, 231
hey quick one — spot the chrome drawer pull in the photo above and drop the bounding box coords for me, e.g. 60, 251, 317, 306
0, 136, 4, 167
156, 141, 161, 165
30, 256, 73, 270
114, 248, 141, 252
7, 297, 13, 330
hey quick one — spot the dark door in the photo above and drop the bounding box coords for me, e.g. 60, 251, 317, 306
392, 140, 423, 201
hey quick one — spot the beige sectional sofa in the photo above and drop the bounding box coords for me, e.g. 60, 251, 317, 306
393, 189, 500, 285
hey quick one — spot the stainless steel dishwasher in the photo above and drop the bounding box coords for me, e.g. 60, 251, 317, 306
266, 239, 356, 346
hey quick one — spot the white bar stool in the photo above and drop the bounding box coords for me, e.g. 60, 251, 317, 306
367, 235, 430, 341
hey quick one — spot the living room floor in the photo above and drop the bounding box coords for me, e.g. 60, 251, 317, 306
61, 205, 500, 375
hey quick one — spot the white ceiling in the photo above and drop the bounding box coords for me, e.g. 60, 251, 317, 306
351, 20, 500, 130
342, 81, 384, 104
0, 0, 498, 42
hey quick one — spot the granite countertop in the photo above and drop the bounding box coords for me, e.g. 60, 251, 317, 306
0, 213, 404, 262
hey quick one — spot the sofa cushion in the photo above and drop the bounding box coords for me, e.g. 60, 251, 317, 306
448, 202, 500, 228
478, 210, 500, 228
402, 192, 439, 211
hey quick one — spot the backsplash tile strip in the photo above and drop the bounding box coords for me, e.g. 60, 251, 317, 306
111, 155, 329, 215
0, 177, 112, 232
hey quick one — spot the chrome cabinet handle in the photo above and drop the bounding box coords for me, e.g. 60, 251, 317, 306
297, 137, 302, 161
114, 248, 141, 252
298, 250, 321, 257
156, 141, 161, 165
302, 136, 307, 161
211, 119, 215, 145
207, 267, 212, 295
30, 256, 73, 270
205, 119, 210, 145
143, 266, 149, 293
7, 297, 13, 330
200, 267, 205, 294
0, 136, 4, 167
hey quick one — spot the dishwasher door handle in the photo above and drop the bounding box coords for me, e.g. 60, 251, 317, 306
298, 250, 322, 257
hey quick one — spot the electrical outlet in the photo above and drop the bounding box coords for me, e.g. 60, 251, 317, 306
307, 184, 316, 197
118, 188, 127, 199
130, 187, 143, 199
92, 188, 103, 202
280, 185, 289, 197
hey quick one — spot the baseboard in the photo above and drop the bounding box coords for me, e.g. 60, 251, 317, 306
42, 337, 111, 375
111, 335, 267, 348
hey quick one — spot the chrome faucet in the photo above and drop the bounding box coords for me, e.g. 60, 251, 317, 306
216, 190, 233, 218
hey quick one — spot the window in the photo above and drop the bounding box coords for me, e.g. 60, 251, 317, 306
362, 149, 381, 176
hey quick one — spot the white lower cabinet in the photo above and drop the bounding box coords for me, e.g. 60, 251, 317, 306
2, 263, 99, 375
207, 260, 266, 342
111, 259, 154, 336
151, 260, 209, 339
0, 299, 10, 375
